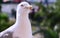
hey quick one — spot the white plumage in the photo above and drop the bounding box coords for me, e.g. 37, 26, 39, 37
0, 2, 32, 38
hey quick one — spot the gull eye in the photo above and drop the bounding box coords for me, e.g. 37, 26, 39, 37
21, 4, 24, 7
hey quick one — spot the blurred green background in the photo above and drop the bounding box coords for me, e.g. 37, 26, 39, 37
0, 0, 60, 38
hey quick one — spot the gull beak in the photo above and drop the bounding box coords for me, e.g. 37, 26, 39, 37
29, 5, 33, 10
26, 5, 33, 10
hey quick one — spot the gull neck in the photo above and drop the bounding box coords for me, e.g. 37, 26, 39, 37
15, 11, 29, 24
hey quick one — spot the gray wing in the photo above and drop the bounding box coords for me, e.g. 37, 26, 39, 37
0, 32, 13, 38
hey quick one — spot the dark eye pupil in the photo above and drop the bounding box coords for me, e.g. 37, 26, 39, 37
21, 5, 24, 6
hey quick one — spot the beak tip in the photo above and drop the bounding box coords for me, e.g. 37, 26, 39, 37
29, 5, 33, 10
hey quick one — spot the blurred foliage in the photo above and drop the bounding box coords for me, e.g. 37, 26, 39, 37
32, 0, 60, 30
43, 29, 58, 38
0, 13, 15, 32
0, 13, 9, 21
30, 0, 60, 38
0, 0, 2, 3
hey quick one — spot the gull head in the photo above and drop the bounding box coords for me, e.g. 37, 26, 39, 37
17, 2, 33, 14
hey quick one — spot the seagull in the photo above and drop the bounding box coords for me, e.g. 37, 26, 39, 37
0, 2, 33, 38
